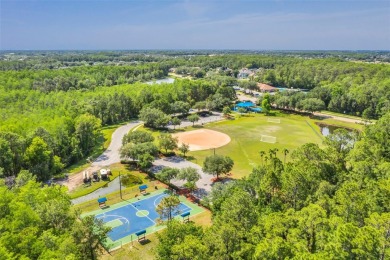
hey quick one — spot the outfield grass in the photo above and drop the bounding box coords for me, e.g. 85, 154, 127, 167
186, 111, 362, 179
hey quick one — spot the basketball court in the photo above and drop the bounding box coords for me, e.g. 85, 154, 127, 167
82, 189, 204, 250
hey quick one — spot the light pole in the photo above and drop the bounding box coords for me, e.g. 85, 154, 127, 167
119, 171, 122, 199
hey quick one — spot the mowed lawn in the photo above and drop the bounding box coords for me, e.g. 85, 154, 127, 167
187, 111, 325, 179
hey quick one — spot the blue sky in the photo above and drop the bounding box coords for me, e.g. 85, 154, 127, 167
1, 0, 389, 50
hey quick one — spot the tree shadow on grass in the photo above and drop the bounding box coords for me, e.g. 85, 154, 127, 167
183, 155, 195, 161
124, 163, 138, 171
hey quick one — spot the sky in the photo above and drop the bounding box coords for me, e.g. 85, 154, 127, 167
1, 0, 389, 50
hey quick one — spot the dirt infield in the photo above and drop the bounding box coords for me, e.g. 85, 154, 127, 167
173, 129, 231, 151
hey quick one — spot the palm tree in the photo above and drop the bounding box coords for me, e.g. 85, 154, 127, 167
259, 151, 266, 165
269, 148, 279, 159
283, 148, 289, 164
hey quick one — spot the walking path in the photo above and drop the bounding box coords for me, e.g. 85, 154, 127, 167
93, 120, 142, 167
71, 178, 120, 204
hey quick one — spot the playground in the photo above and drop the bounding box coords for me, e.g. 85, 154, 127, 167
83, 189, 204, 250
234, 101, 262, 113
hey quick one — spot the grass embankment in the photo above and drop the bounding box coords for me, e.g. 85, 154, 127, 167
69, 163, 147, 199
319, 110, 376, 122
312, 117, 365, 131
63, 123, 126, 175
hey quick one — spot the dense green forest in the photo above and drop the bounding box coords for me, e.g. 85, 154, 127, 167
0, 171, 110, 259
0, 51, 389, 259
0, 51, 389, 181
156, 113, 390, 259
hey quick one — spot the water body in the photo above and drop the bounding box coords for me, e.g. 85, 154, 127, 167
317, 123, 353, 136
146, 78, 175, 85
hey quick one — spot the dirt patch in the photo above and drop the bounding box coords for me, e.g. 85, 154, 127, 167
173, 129, 231, 151
57, 165, 100, 192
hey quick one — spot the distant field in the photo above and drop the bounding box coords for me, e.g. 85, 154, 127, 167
187, 111, 361, 179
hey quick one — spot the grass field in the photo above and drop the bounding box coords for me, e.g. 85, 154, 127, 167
133, 110, 363, 179
186, 111, 362, 178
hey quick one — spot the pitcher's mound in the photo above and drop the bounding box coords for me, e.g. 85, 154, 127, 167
173, 129, 231, 151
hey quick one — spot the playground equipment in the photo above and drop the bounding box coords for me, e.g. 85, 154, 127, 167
83, 171, 91, 185
92, 171, 99, 182
100, 169, 108, 180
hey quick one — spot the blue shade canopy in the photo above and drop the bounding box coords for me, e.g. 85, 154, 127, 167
139, 184, 148, 190
98, 197, 107, 203
135, 230, 146, 236
181, 212, 190, 217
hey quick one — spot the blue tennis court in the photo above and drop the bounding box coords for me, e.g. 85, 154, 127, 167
95, 192, 192, 242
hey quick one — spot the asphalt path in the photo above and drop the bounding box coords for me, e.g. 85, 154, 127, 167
71, 177, 120, 204
93, 121, 142, 167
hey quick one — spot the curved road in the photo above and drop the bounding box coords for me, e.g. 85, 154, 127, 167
93, 121, 142, 167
